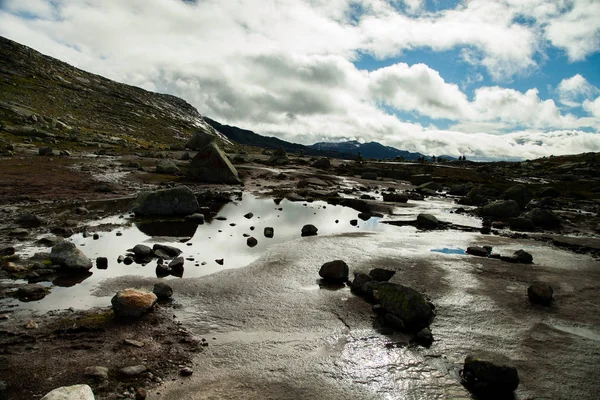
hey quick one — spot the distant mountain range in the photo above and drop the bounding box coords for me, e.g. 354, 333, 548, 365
205, 118, 440, 161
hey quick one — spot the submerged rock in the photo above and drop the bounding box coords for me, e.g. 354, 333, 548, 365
111, 289, 157, 318
376, 282, 433, 331
462, 351, 519, 394
132, 186, 200, 217
528, 281, 553, 306
17, 284, 47, 301
50, 241, 93, 271
41, 384, 94, 400
319, 260, 349, 283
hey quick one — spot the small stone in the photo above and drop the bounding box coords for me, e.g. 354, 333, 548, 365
243, 212, 254, 219
513, 249, 533, 264
25, 320, 38, 329
415, 327, 433, 346
120, 365, 148, 377
215, 259, 224, 265
179, 367, 193, 376
462, 351, 519, 394
84, 366, 109, 381
111, 289, 157, 318
123, 256, 134, 265
247, 237, 258, 247
93, 233, 100, 240
96, 257, 108, 269
117, 255, 125, 263
135, 387, 147, 400
350, 219, 358, 226
264, 227, 274, 238
369, 268, 395, 282
153, 282, 173, 300
319, 260, 349, 283
123, 338, 145, 348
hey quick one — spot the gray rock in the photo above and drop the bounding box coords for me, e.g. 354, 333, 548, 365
466, 246, 491, 257
513, 249, 533, 264
301, 224, 318, 236
180, 367, 194, 376
17, 284, 47, 301
410, 174, 432, 185
155, 160, 179, 174
528, 281, 553, 306
417, 181, 443, 192
84, 366, 109, 381
481, 200, 520, 218
376, 282, 433, 331
132, 186, 200, 217
132, 244, 153, 258
155, 263, 171, 277
459, 188, 487, 206
462, 351, 519, 394
524, 208, 562, 229
369, 268, 395, 282
500, 184, 533, 209
41, 384, 94, 400
267, 147, 289, 166
50, 241, 92, 270
264, 227, 274, 238
188, 142, 241, 184
111, 289, 157, 318
416, 213, 439, 229
319, 260, 349, 283
153, 282, 173, 300
185, 130, 215, 150
119, 364, 148, 377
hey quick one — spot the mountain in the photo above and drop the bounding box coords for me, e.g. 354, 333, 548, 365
311, 140, 430, 161
0, 36, 218, 149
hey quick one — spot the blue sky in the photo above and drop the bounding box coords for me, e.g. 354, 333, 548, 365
1, 0, 599, 159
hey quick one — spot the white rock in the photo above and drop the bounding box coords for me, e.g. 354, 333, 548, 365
41, 384, 95, 400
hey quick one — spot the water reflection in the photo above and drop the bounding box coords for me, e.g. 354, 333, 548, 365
430, 248, 466, 255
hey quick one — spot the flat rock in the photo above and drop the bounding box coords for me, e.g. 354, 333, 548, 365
119, 364, 147, 377
462, 351, 519, 394
84, 366, 109, 381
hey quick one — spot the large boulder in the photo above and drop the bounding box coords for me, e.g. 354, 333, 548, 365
528, 281, 553, 306
375, 283, 433, 331
318, 260, 349, 283
50, 241, 92, 270
524, 208, 562, 229
458, 187, 487, 206
500, 184, 533, 209
111, 288, 157, 318
132, 186, 200, 217
267, 147, 290, 165
311, 158, 331, 169
185, 130, 215, 150
188, 142, 241, 184
462, 351, 519, 394
481, 200, 520, 218
416, 213, 439, 229
41, 384, 95, 400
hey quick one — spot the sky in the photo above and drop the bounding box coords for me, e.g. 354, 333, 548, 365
1, 0, 600, 159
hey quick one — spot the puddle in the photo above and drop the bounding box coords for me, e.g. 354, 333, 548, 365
2, 194, 401, 312
430, 247, 465, 255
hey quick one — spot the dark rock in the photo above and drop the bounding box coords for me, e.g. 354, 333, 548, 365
180, 367, 193, 376
351, 273, 373, 294
185, 213, 205, 224
119, 364, 148, 377
416, 213, 439, 229
75, 207, 89, 215
376, 282, 433, 331
466, 246, 491, 257
132, 244, 153, 258
17, 284, 47, 301
50, 241, 93, 270
301, 224, 318, 236
528, 281, 553, 306
153, 244, 182, 258
369, 268, 395, 282
155, 160, 179, 174
156, 263, 171, 277
133, 186, 200, 217
539, 187, 560, 198
243, 212, 254, 219
264, 227, 274, 238
384, 313, 405, 330
153, 282, 173, 300
185, 130, 215, 150
0, 246, 15, 256
415, 327, 433, 346
462, 351, 519, 394
350, 219, 358, 226
500, 184, 533, 209
459, 188, 487, 206
267, 147, 289, 165
513, 249, 533, 264
135, 387, 147, 400
410, 174, 432, 186
247, 237, 258, 247
215, 259, 224, 265
509, 217, 535, 231
319, 260, 349, 283
417, 181, 443, 192
524, 208, 562, 229
96, 257, 108, 269
38, 146, 53, 156
448, 184, 472, 196
311, 158, 331, 169
16, 213, 44, 228
361, 172, 378, 180
168, 257, 184, 273
189, 142, 241, 183
111, 289, 157, 318
481, 200, 520, 218
123, 256, 134, 265
382, 193, 408, 203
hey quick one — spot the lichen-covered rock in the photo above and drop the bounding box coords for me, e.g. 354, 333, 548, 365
462, 351, 519, 394
50, 241, 92, 270
481, 200, 520, 218
132, 186, 200, 217
111, 288, 157, 318
375, 282, 433, 331
319, 260, 349, 283
41, 384, 95, 400
189, 142, 241, 184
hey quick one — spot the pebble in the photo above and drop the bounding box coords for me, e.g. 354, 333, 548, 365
123, 339, 145, 348
179, 367, 193, 377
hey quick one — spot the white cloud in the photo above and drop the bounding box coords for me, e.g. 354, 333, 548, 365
557, 74, 599, 107
583, 96, 600, 118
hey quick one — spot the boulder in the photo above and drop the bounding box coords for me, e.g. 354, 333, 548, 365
132, 244, 153, 258
462, 351, 519, 394
38, 147, 53, 156
410, 174, 432, 186
188, 142, 241, 184
369, 268, 395, 282
155, 160, 179, 174
111, 289, 157, 318
153, 282, 173, 300
319, 260, 349, 283
132, 186, 200, 217
96, 257, 108, 269
375, 283, 433, 331
481, 200, 520, 218
524, 208, 562, 229
41, 384, 95, 400
168, 257, 184, 276
382, 193, 408, 203
415, 327, 434, 346
416, 213, 439, 229
17, 284, 47, 301
513, 249, 533, 264
350, 273, 373, 294
509, 217, 535, 231
539, 187, 560, 198
301, 224, 318, 236
152, 244, 182, 258
311, 158, 331, 169
185, 130, 215, 150
16, 213, 44, 228
500, 184, 533, 209
528, 281, 553, 306
466, 246, 491, 257
50, 241, 93, 270
267, 147, 289, 165
417, 181, 443, 192
458, 188, 487, 206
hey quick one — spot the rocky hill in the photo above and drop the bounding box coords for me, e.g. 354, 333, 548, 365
311, 140, 428, 160
0, 36, 217, 150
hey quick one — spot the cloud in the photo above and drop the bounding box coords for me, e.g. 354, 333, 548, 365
583, 96, 600, 118
557, 74, 599, 107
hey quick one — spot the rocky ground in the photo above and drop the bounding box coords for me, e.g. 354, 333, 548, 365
0, 142, 599, 399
